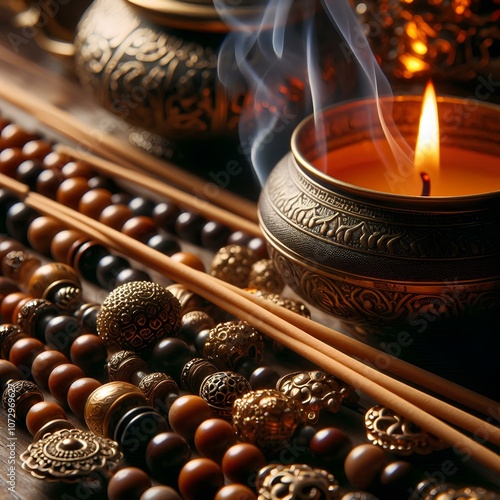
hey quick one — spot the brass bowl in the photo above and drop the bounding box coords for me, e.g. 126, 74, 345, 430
258, 96, 500, 338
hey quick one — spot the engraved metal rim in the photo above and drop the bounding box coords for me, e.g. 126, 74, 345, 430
261, 223, 500, 290
290, 96, 500, 204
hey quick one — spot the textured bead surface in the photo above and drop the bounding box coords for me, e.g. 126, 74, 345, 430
107, 350, 148, 382
247, 258, 284, 294
209, 244, 258, 288
28, 262, 81, 299
97, 281, 181, 352
2, 379, 43, 421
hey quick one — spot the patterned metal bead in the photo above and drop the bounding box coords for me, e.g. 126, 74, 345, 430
180, 358, 218, 394
138, 372, 179, 409
2, 380, 43, 421
28, 262, 81, 299
276, 370, 359, 424
166, 284, 211, 316
257, 464, 339, 500
248, 258, 285, 295
85, 381, 148, 437
199, 371, 251, 419
21, 428, 122, 481
97, 281, 181, 352
107, 350, 148, 382
46, 285, 82, 314
209, 244, 258, 288
411, 480, 500, 500
365, 405, 447, 456
245, 289, 311, 318
180, 310, 215, 341
232, 389, 307, 455
0, 324, 27, 360
1, 250, 41, 284
203, 320, 264, 371
17, 298, 59, 338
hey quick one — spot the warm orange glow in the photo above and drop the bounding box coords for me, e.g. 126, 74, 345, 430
414, 81, 440, 182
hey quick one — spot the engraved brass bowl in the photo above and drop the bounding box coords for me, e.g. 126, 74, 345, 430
258, 96, 500, 339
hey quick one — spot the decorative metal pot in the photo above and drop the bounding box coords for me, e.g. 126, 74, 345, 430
258, 96, 500, 339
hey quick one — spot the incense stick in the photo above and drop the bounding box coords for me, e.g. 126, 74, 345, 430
0, 48, 258, 223
55, 145, 262, 237
2, 178, 496, 473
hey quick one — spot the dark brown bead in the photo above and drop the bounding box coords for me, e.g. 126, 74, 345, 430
107, 466, 152, 500
152, 337, 191, 382
194, 418, 238, 463
121, 216, 157, 243
3, 379, 43, 422
201, 221, 231, 252
48, 362, 85, 406
61, 160, 94, 179
152, 201, 180, 233
0, 148, 25, 175
96, 254, 130, 290
79, 188, 113, 219
146, 431, 191, 483
168, 395, 213, 442
344, 444, 389, 490
379, 461, 420, 497
0, 238, 25, 263
36, 168, 63, 199
56, 177, 89, 210
99, 204, 134, 230
0, 277, 21, 303
0, 360, 21, 392
248, 365, 281, 390
227, 231, 253, 247
221, 443, 267, 486
175, 211, 205, 245
16, 298, 59, 339
9, 337, 45, 374
26, 400, 67, 436
1, 292, 30, 324
70, 334, 107, 375
1, 250, 41, 287
31, 350, 69, 389
1, 124, 37, 147
178, 458, 224, 500
44, 315, 83, 355
22, 139, 52, 160
72, 241, 109, 284
50, 229, 87, 264
15, 160, 44, 189
27, 216, 66, 255
128, 196, 155, 217
140, 485, 182, 500
0, 324, 27, 360
5, 202, 38, 245
179, 310, 215, 344
67, 377, 102, 419
147, 234, 181, 256
215, 485, 257, 500
42, 151, 70, 170
247, 237, 269, 260
309, 427, 352, 462
170, 251, 205, 273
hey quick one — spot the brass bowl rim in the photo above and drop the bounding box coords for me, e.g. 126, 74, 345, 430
291, 95, 500, 205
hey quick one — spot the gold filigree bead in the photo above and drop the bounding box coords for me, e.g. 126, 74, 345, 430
97, 281, 181, 352
276, 370, 359, 424
248, 258, 285, 295
203, 320, 264, 371
365, 405, 447, 455
232, 389, 307, 455
257, 464, 339, 500
199, 371, 251, 419
2, 379, 43, 421
107, 350, 148, 383
180, 358, 218, 394
210, 244, 258, 288
84, 381, 148, 437
138, 372, 179, 410
21, 428, 122, 481
0, 324, 26, 360
16, 298, 59, 338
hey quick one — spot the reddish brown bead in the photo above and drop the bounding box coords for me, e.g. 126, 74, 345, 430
121, 216, 157, 243
36, 168, 63, 199
99, 204, 134, 230
9, 337, 45, 373
0, 238, 25, 263
31, 350, 69, 389
0, 148, 24, 175
1, 124, 37, 147
140, 485, 182, 500
0, 324, 27, 361
168, 395, 213, 442
27, 216, 66, 255
194, 418, 239, 463
215, 485, 257, 500
344, 444, 389, 490
170, 252, 206, 273
26, 400, 67, 436
178, 458, 224, 500
107, 467, 152, 500
146, 432, 191, 483
221, 443, 267, 486
79, 188, 113, 219
61, 160, 94, 179
247, 237, 268, 260
0, 277, 20, 303
22, 139, 52, 160
50, 230, 87, 264
56, 177, 89, 210
1, 292, 30, 324
48, 363, 85, 405
309, 427, 353, 462
0, 360, 21, 391
42, 151, 70, 170
70, 334, 107, 375
67, 377, 102, 419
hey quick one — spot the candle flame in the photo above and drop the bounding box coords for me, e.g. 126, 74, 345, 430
414, 81, 440, 181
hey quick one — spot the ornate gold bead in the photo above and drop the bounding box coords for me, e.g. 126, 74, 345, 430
2, 380, 43, 421
107, 350, 148, 382
210, 244, 258, 288
28, 262, 81, 298
84, 381, 148, 437
203, 320, 264, 370
248, 258, 285, 294
0, 324, 26, 360
138, 372, 179, 409
232, 389, 307, 455
16, 298, 59, 338
97, 281, 181, 352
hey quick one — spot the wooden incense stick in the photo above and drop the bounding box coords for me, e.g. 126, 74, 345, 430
0, 51, 258, 223
55, 145, 262, 238
1, 178, 497, 472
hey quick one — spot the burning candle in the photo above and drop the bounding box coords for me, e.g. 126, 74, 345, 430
313, 85, 500, 197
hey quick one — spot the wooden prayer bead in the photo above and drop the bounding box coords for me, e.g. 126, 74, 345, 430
168, 395, 213, 442
36, 168, 63, 199
344, 443, 389, 490
1, 292, 30, 324
107, 467, 152, 500
121, 216, 157, 243
215, 485, 257, 500
67, 377, 102, 419
27, 216, 66, 255
78, 188, 113, 219
21, 139, 52, 160
56, 176, 90, 210
221, 443, 267, 486
99, 204, 134, 230
194, 418, 238, 464
170, 251, 205, 273
26, 400, 67, 436
31, 350, 69, 389
9, 337, 45, 374
70, 334, 107, 375
50, 229, 87, 264
47, 362, 85, 406
15, 160, 44, 189
178, 458, 224, 500
0, 359, 21, 392
61, 160, 94, 179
